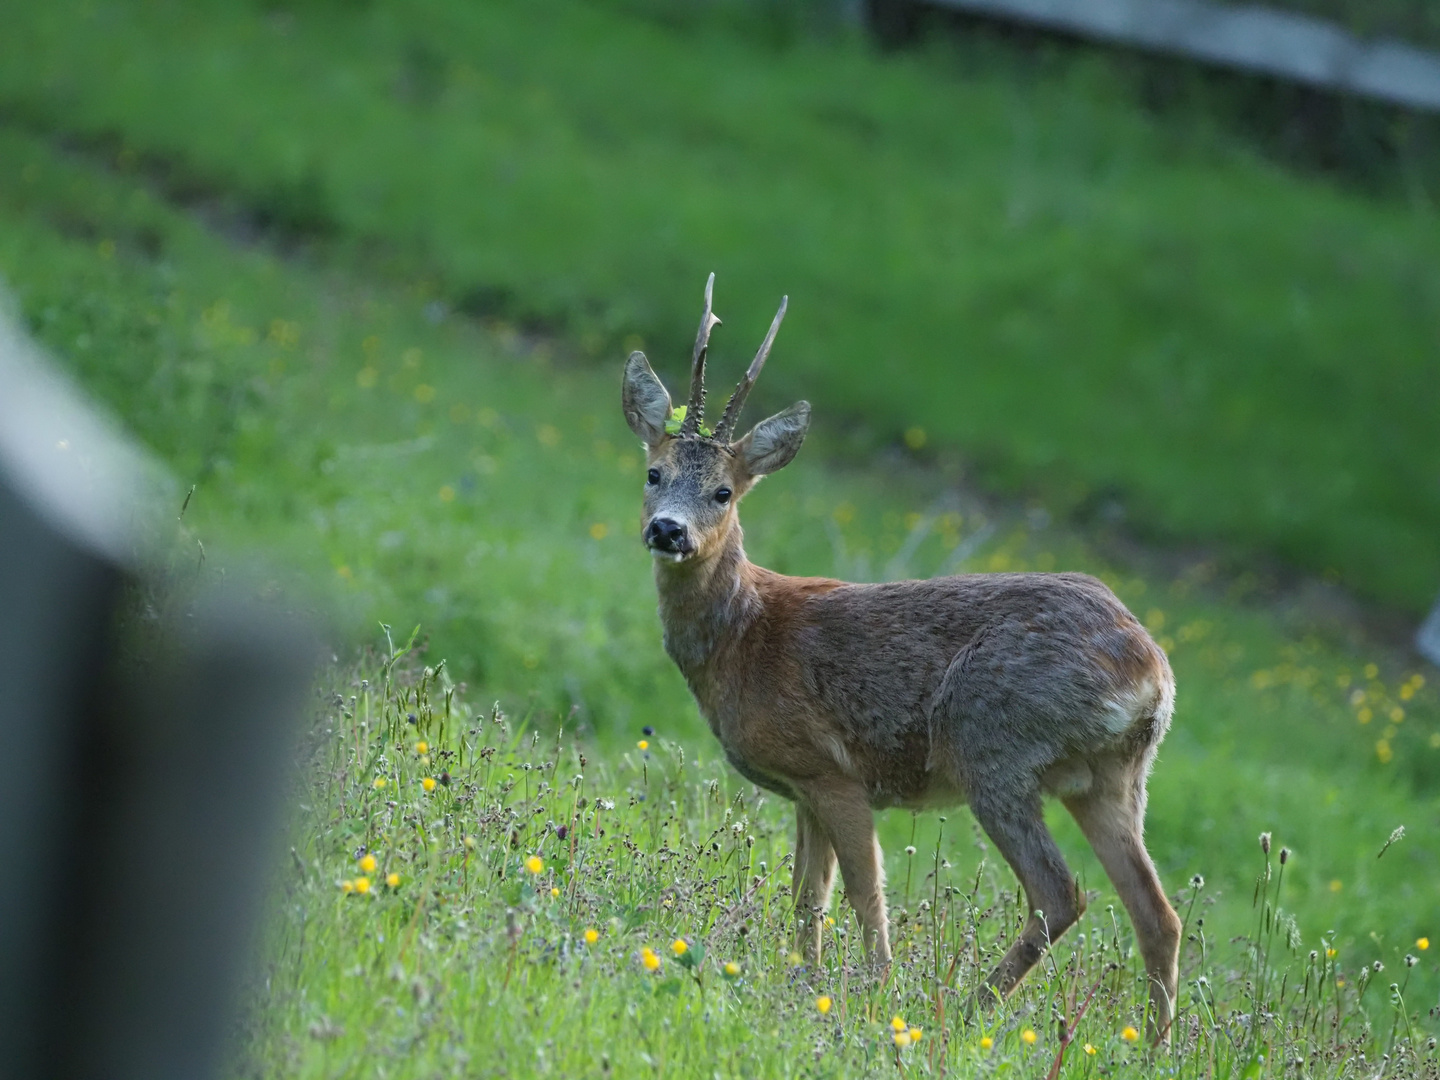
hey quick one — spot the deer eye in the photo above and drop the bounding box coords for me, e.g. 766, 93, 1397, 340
646, 468, 660, 485
715, 487, 732, 504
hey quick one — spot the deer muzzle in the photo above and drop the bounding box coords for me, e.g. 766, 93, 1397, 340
644, 516, 692, 557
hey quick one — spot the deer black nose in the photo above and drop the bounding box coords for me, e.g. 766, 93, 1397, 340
645, 517, 690, 554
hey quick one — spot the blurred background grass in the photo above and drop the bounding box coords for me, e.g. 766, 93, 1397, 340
4, 0, 1440, 611
1, 0, 1438, 1041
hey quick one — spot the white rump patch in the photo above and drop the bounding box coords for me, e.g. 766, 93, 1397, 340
1100, 675, 1162, 736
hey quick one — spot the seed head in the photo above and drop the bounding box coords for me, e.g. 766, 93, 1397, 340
1190, 874, 1204, 888
556, 825, 568, 841
1279, 847, 1290, 865
1259, 832, 1272, 855
642, 726, 654, 737
1405, 954, 1417, 967
1373, 960, 1385, 972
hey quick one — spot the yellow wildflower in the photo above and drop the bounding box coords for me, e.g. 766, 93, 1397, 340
786, 951, 803, 967
816, 995, 832, 1014
1326, 947, 1338, 959
414, 740, 428, 754
909, 1027, 923, 1043
358, 854, 377, 874
372, 777, 387, 789
637, 739, 649, 751
584, 928, 600, 945
1418, 937, 1430, 951
386, 872, 400, 887
422, 776, 437, 792
641, 947, 661, 972
1121, 1026, 1139, 1043
339, 879, 354, 894
524, 855, 544, 875
1084, 1044, 1097, 1055
1022, 1029, 1037, 1044
723, 961, 741, 977
893, 1031, 911, 1049
1330, 880, 1343, 892
980, 1036, 993, 1050
550, 886, 560, 897
353, 876, 371, 895
671, 939, 688, 957
891, 1016, 907, 1032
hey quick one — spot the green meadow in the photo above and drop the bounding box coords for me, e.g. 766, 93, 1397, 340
1, 1, 1438, 1074
3, 0, 1440, 611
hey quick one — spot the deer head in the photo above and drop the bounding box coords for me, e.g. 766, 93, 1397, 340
622, 274, 810, 564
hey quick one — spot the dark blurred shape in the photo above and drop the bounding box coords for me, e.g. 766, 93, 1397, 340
1418, 597, 1440, 667
0, 304, 314, 1080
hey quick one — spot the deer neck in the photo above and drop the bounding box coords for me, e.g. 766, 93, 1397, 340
653, 521, 760, 680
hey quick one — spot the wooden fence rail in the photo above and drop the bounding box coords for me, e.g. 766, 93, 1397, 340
918, 0, 1440, 113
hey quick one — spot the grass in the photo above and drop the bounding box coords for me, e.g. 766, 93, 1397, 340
236, 649, 1440, 1078
2, 0, 1440, 612
2, 113, 1439, 1076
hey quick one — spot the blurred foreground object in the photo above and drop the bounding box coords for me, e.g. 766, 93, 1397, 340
0, 301, 314, 1080
1418, 596, 1440, 667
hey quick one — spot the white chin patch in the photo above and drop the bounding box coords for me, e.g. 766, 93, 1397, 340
650, 548, 690, 563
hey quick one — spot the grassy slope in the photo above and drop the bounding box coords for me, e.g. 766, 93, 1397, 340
2, 0, 1439, 612
2, 123, 1438, 1078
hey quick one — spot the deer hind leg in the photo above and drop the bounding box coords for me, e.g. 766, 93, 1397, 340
793, 803, 837, 963
802, 781, 891, 966
1064, 769, 1181, 1044
967, 790, 1085, 1012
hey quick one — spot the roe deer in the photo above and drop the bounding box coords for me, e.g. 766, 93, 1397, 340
621, 275, 1181, 1040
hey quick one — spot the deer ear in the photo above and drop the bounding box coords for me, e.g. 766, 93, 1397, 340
734, 401, 810, 477
622, 351, 672, 447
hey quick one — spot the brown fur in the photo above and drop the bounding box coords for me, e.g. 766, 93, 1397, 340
622, 297, 1182, 1042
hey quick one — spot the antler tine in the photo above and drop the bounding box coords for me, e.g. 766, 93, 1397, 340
680, 272, 721, 436
715, 295, 787, 442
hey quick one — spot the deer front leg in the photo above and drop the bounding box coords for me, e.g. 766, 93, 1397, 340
802, 781, 890, 966
793, 803, 837, 963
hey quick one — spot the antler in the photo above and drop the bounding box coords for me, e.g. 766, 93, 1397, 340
680, 273, 721, 436
714, 295, 787, 442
